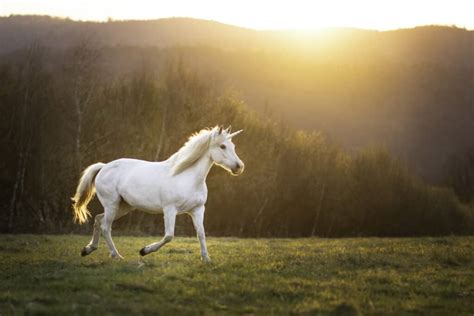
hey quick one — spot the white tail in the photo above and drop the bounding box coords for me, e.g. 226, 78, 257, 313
72, 163, 105, 224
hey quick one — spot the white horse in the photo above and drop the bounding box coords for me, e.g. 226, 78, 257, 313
72, 126, 244, 262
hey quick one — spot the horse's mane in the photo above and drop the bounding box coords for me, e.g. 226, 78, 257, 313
169, 127, 216, 175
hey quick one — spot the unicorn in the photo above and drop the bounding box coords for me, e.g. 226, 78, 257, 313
72, 126, 244, 262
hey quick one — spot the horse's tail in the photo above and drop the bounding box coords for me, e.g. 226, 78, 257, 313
72, 162, 105, 224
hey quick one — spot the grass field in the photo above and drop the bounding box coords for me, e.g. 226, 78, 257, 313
0, 235, 473, 315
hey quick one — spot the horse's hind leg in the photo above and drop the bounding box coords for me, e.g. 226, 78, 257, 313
81, 202, 132, 258
101, 202, 133, 259
81, 213, 104, 257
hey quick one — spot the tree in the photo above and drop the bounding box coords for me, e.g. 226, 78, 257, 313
6, 44, 48, 231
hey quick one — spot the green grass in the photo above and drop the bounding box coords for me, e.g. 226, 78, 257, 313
0, 235, 473, 315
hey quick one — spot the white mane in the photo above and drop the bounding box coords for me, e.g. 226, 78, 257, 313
170, 127, 217, 175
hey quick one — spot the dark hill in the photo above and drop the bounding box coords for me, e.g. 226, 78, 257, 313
1, 15, 473, 181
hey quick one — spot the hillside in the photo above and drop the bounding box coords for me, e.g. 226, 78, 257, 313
1, 15, 474, 235
0, 15, 258, 53
1, 15, 472, 66
1, 15, 473, 181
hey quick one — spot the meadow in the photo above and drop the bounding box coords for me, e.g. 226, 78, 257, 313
0, 235, 473, 315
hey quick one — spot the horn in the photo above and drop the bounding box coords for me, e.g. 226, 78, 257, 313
228, 129, 243, 138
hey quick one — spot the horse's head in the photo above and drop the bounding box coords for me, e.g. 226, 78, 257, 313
210, 126, 245, 176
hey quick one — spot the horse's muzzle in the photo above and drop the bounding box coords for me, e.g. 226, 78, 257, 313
231, 162, 244, 175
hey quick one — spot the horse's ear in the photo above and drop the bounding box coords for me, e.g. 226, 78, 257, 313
218, 125, 224, 135
225, 125, 232, 133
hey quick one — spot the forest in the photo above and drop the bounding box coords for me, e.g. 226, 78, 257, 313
0, 16, 473, 236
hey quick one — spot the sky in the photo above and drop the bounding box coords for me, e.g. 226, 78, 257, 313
1, 0, 473, 31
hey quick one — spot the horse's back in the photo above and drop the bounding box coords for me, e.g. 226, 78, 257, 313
94, 158, 169, 211
96, 158, 166, 185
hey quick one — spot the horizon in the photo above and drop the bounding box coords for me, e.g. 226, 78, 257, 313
2, 14, 473, 33
1, 0, 473, 31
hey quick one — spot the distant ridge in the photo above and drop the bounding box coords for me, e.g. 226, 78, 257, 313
0, 15, 258, 53
1, 15, 472, 67
1, 15, 472, 181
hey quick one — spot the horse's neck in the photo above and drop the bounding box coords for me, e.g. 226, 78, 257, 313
187, 153, 213, 185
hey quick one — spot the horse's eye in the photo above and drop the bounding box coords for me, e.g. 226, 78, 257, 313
220, 144, 226, 150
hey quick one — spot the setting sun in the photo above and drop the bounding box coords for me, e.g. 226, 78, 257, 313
1, 0, 473, 30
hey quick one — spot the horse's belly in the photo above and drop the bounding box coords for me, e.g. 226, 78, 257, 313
122, 194, 163, 213
117, 183, 163, 212
137, 207, 164, 215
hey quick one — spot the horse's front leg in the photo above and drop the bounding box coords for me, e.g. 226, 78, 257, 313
139, 206, 177, 256
190, 205, 211, 262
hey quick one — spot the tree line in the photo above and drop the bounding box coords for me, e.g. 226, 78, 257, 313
1, 43, 473, 236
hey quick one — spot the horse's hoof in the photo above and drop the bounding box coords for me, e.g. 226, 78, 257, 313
139, 247, 148, 256
110, 252, 124, 260
81, 247, 89, 257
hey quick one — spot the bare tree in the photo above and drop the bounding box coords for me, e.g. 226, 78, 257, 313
64, 38, 100, 172
8, 44, 44, 230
